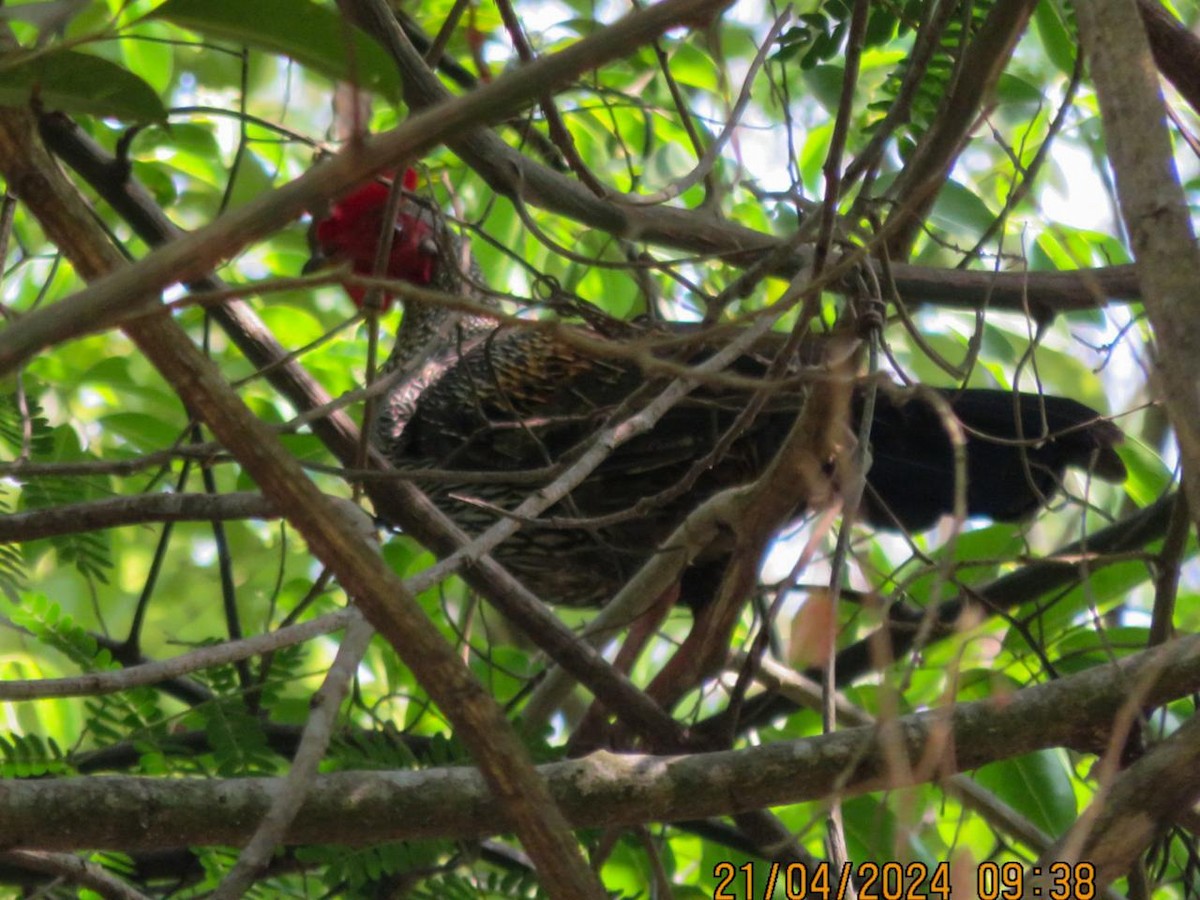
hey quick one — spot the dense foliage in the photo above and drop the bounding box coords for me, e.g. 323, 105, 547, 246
0, 0, 1195, 896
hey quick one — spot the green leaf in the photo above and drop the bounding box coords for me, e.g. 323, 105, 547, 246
664, 41, 719, 92
0, 50, 166, 123
1006, 557, 1151, 653
901, 523, 1025, 604
930, 179, 995, 235
152, 0, 401, 102
121, 23, 175, 94
798, 121, 833, 195
224, 147, 275, 210
101, 411, 184, 450
1034, 0, 1077, 76
130, 159, 177, 207
802, 64, 846, 115
973, 750, 1076, 834
1116, 436, 1174, 508
864, 6, 898, 47
1053, 626, 1150, 675
996, 72, 1044, 106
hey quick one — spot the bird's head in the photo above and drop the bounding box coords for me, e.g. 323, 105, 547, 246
305, 169, 439, 307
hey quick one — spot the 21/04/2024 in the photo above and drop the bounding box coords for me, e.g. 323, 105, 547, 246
711, 860, 1098, 899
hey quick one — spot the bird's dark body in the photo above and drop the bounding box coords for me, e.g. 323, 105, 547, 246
377, 321, 1125, 607
310, 181, 1125, 609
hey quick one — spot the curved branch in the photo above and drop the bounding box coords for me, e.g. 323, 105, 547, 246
1033, 708, 1200, 892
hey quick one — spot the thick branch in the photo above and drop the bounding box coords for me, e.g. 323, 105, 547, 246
1138, 0, 1200, 117
5, 634, 1199, 851
1076, 1, 1200, 528
1028, 710, 1200, 897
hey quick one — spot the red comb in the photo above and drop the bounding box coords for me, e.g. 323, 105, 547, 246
329, 181, 390, 221
323, 169, 417, 219
311, 167, 438, 308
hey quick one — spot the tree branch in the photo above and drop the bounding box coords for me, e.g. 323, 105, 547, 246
0, 491, 278, 542
4, 633, 1198, 852
1076, 0, 1200, 529
1029, 705, 1200, 895
1138, 0, 1200, 118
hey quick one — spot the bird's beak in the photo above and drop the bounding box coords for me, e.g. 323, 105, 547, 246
419, 237, 439, 258
302, 251, 329, 275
